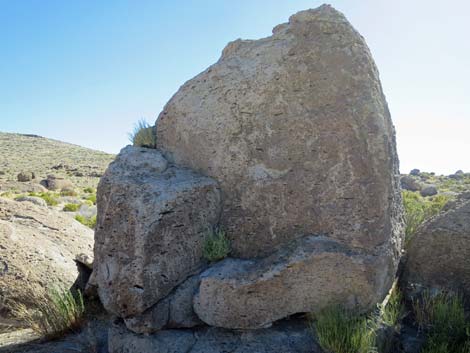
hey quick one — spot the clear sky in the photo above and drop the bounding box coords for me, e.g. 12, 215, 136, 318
1, 1, 469, 175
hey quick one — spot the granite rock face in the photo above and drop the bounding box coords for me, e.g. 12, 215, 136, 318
403, 193, 470, 297
93, 146, 221, 317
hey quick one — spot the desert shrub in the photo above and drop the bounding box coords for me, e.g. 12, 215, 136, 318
85, 194, 96, 205
413, 291, 470, 353
12, 287, 84, 340
379, 285, 405, 328
203, 228, 230, 262
402, 191, 450, 241
60, 189, 77, 197
28, 191, 59, 206
311, 306, 377, 353
128, 119, 156, 148
83, 187, 95, 193
75, 214, 97, 229
63, 203, 80, 212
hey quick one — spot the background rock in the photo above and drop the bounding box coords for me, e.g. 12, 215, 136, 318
419, 184, 437, 197
0, 197, 93, 324
403, 193, 470, 298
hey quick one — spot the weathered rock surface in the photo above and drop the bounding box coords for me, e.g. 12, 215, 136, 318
14, 196, 47, 207
157, 5, 403, 261
16, 172, 34, 182
400, 175, 421, 192
0, 197, 93, 322
109, 319, 319, 353
42, 174, 74, 191
194, 236, 389, 329
420, 184, 438, 197
403, 193, 470, 297
94, 146, 221, 318
124, 274, 202, 333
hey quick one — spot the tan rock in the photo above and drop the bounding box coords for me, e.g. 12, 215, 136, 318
0, 197, 93, 322
93, 146, 221, 317
156, 5, 403, 260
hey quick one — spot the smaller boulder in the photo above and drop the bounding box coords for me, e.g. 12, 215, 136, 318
14, 196, 47, 207
410, 169, 421, 176
42, 175, 74, 191
420, 185, 438, 197
403, 193, 470, 298
400, 176, 421, 192
17, 172, 34, 182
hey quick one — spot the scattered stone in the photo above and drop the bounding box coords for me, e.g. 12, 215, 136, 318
14, 196, 47, 207
409, 169, 420, 176
403, 193, 470, 298
94, 146, 221, 318
420, 184, 438, 197
42, 174, 74, 191
16, 172, 34, 182
400, 175, 421, 192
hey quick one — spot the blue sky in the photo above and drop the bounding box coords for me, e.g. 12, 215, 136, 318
1, 1, 469, 174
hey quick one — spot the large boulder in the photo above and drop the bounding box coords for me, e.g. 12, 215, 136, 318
157, 5, 403, 261
94, 4, 403, 334
403, 193, 470, 297
0, 197, 93, 324
93, 146, 221, 318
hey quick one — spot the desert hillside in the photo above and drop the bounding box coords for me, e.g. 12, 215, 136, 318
0, 132, 114, 190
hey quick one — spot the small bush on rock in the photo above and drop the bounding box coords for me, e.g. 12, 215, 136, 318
128, 119, 156, 148
203, 228, 230, 262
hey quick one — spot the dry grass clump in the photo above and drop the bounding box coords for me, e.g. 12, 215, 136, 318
12, 286, 85, 340
128, 119, 157, 148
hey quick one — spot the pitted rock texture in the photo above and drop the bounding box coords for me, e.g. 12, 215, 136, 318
124, 274, 202, 333
403, 193, 470, 297
157, 4, 403, 260
0, 198, 93, 321
109, 319, 319, 353
194, 235, 390, 329
94, 146, 221, 318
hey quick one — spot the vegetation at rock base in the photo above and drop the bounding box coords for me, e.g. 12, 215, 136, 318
128, 119, 157, 148
83, 186, 95, 193
378, 284, 405, 328
26, 191, 59, 206
63, 203, 80, 212
203, 228, 230, 262
12, 287, 85, 340
413, 291, 470, 353
85, 193, 97, 205
310, 306, 377, 353
402, 191, 450, 242
75, 214, 97, 229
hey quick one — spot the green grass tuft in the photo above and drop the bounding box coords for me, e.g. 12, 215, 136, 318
85, 194, 96, 205
203, 228, 230, 262
413, 291, 470, 353
12, 287, 85, 340
402, 191, 450, 242
28, 191, 59, 206
63, 203, 80, 212
128, 119, 156, 148
311, 306, 377, 353
75, 214, 97, 229
83, 187, 95, 193
379, 285, 405, 328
